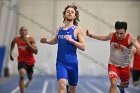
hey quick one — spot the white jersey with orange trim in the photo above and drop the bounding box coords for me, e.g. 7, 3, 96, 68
109, 33, 132, 68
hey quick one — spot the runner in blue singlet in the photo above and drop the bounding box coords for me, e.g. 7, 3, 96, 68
40, 5, 85, 93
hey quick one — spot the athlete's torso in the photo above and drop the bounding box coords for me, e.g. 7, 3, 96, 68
57, 25, 78, 63
109, 33, 132, 68
17, 36, 35, 65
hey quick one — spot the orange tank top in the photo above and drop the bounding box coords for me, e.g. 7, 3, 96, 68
133, 51, 140, 70
17, 36, 35, 65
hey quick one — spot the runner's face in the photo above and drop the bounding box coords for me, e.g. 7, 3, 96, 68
20, 27, 27, 37
116, 29, 126, 40
64, 8, 76, 21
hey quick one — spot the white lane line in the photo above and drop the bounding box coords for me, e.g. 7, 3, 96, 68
86, 81, 104, 93
11, 79, 28, 93
42, 80, 48, 93
11, 87, 19, 93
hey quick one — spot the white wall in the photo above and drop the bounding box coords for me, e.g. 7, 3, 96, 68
0, 0, 2, 15
8, 0, 140, 76
0, 0, 19, 76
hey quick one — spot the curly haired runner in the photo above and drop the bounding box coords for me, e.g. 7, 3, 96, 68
40, 5, 85, 93
86, 21, 140, 93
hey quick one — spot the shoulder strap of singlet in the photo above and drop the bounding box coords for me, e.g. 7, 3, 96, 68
58, 27, 63, 31
71, 26, 77, 31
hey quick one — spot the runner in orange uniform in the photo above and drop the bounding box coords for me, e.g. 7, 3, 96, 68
10, 26, 38, 93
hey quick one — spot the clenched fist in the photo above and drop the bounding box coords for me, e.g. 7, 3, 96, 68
40, 37, 47, 44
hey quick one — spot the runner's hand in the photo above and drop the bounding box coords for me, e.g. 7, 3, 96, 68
40, 37, 47, 43
65, 35, 74, 43
10, 55, 14, 61
86, 29, 92, 37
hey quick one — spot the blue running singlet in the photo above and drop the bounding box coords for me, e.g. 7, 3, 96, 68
57, 25, 78, 63
56, 25, 78, 86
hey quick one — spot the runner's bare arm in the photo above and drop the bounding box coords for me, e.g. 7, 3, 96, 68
40, 35, 58, 45
130, 35, 140, 55
26, 37, 38, 54
40, 29, 58, 45
86, 29, 114, 41
74, 27, 85, 51
130, 47, 136, 59
10, 37, 17, 61
65, 27, 85, 51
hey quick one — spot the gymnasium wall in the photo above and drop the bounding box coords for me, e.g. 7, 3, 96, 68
0, 0, 19, 77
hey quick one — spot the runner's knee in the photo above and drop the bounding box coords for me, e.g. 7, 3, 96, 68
59, 79, 67, 90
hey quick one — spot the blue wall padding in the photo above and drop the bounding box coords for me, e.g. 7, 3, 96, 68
0, 46, 6, 77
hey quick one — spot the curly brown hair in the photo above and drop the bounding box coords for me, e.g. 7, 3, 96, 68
63, 5, 80, 26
